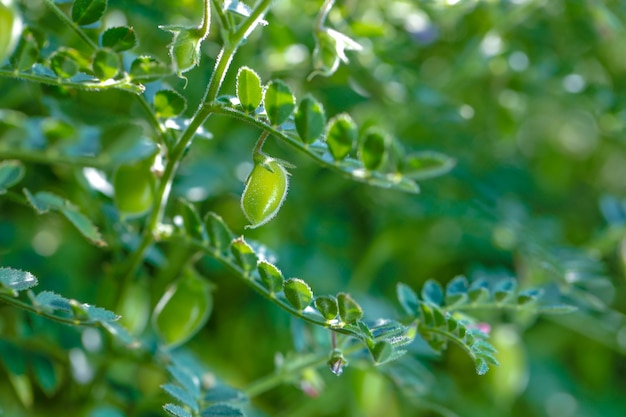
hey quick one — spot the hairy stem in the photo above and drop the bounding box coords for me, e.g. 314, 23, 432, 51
121, 0, 275, 283
43, 0, 98, 50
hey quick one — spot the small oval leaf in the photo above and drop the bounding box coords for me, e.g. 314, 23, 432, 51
230, 237, 258, 273
0, 160, 25, 194
72, 0, 108, 26
258, 261, 284, 294
92, 48, 119, 80
283, 278, 313, 311
401, 151, 456, 180
295, 95, 326, 144
337, 293, 363, 324
155, 89, 187, 118
130, 56, 171, 82
101, 26, 137, 52
204, 212, 234, 252
314, 295, 338, 321
325, 114, 357, 161
359, 128, 388, 171
236, 66, 263, 113
263, 80, 295, 126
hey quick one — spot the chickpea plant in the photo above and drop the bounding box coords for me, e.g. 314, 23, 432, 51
0, 1, 579, 416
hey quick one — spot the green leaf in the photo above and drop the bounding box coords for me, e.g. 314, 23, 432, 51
401, 151, 457, 180
204, 212, 234, 252
162, 383, 199, 412
129, 56, 171, 82
49, 49, 80, 78
263, 80, 295, 126
445, 275, 469, 306
72, 0, 108, 26
0, 160, 24, 194
167, 365, 200, 398
294, 95, 326, 144
337, 293, 363, 324
468, 280, 490, 303
396, 282, 419, 316
257, 261, 283, 294
421, 279, 444, 306
359, 128, 388, 171
475, 358, 489, 376
177, 199, 205, 240
200, 405, 244, 417
101, 26, 137, 52
164, 404, 192, 417
419, 303, 435, 327
92, 48, 119, 80
283, 278, 313, 311
204, 385, 246, 403
314, 295, 338, 320
325, 114, 356, 161
230, 237, 258, 273
31, 355, 59, 395
155, 89, 187, 118
0, 267, 38, 292
236, 66, 263, 113
493, 278, 517, 302
35, 291, 71, 312
370, 340, 393, 364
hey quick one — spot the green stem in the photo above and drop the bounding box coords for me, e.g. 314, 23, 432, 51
315, 0, 335, 30
0, 294, 101, 327
211, 0, 232, 35
43, 0, 98, 51
120, 0, 275, 284
253, 130, 270, 154
0, 148, 110, 169
0, 69, 144, 94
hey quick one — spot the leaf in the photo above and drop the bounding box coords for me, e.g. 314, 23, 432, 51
263, 80, 295, 126
257, 261, 283, 294
0, 267, 38, 292
71, 0, 108, 26
294, 95, 326, 144
130, 56, 171, 82
204, 212, 234, 252
314, 295, 338, 320
200, 405, 244, 417
397, 282, 419, 316
162, 383, 199, 412
283, 278, 313, 311
49, 49, 80, 78
230, 237, 258, 273
31, 355, 59, 395
155, 90, 187, 118
337, 293, 363, 324
0, 160, 25, 194
493, 278, 517, 302
177, 199, 205, 240
167, 365, 200, 398
325, 114, 356, 161
475, 358, 489, 376
236, 66, 263, 113
164, 404, 192, 417
468, 279, 490, 303
401, 151, 456, 180
92, 48, 119, 80
100, 123, 158, 165
421, 279, 444, 306
370, 341, 393, 364
359, 128, 388, 171
204, 385, 246, 403
35, 291, 71, 312
445, 275, 469, 306
101, 26, 137, 52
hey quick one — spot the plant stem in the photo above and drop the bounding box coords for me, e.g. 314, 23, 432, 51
253, 131, 270, 154
120, 0, 275, 283
315, 0, 336, 30
0, 69, 144, 94
43, 0, 98, 50
0, 294, 100, 327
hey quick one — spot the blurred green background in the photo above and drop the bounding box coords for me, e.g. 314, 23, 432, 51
1, 0, 626, 416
